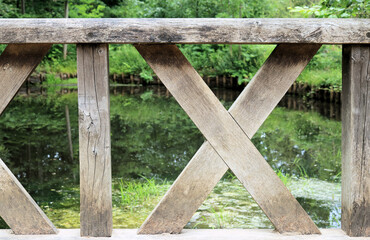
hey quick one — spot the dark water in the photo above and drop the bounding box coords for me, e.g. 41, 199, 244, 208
0, 85, 341, 229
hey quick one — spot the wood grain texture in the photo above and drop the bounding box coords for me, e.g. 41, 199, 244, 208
0, 159, 57, 235
136, 44, 320, 235
0, 18, 369, 44
0, 44, 51, 115
137, 44, 321, 234
341, 45, 370, 237
77, 44, 112, 237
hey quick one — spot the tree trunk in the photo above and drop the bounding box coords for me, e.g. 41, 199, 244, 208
21, 0, 25, 14
63, 0, 69, 60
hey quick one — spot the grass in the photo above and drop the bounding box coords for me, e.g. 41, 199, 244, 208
208, 205, 237, 229
37, 56, 77, 76
117, 176, 169, 212
298, 69, 341, 91
43, 74, 77, 85
276, 169, 293, 186
297, 45, 342, 91
36, 177, 172, 229
8, 175, 340, 229
113, 177, 172, 228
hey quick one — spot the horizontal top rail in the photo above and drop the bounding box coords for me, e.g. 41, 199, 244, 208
0, 18, 369, 44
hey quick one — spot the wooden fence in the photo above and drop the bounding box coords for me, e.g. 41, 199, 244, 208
0, 19, 368, 239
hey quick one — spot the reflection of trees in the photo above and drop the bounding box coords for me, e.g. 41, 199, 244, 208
296, 197, 340, 228
0, 91, 341, 204
0, 217, 8, 229
0, 92, 205, 195
252, 108, 341, 181
110, 95, 203, 179
0, 93, 79, 202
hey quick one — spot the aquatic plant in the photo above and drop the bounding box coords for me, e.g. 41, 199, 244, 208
117, 176, 169, 212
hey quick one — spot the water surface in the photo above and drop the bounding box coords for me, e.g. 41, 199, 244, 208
0, 85, 341, 229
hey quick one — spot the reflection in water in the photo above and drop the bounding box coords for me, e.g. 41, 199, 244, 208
0, 85, 341, 229
18, 85, 341, 120
188, 178, 341, 229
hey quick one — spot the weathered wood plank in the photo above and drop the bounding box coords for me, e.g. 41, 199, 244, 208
0, 159, 57, 234
0, 19, 369, 44
0, 44, 51, 115
136, 44, 320, 234
0, 229, 365, 240
341, 45, 370, 237
137, 44, 321, 234
77, 44, 112, 237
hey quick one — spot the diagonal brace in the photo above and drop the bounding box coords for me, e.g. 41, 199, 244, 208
0, 44, 56, 235
0, 159, 57, 234
0, 44, 51, 115
136, 44, 321, 235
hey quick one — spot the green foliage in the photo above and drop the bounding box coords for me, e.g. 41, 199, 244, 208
276, 169, 293, 186
0, 0, 65, 18
109, 44, 153, 79
44, 74, 60, 84
0, 0, 349, 89
118, 177, 168, 212
44, 74, 77, 85
0, 44, 6, 53
69, 0, 106, 18
181, 44, 272, 83
109, 43, 271, 84
298, 45, 342, 91
104, 0, 307, 18
0, 0, 19, 18
106, 0, 146, 17
289, 0, 369, 18
38, 44, 77, 75
207, 205, 237, 229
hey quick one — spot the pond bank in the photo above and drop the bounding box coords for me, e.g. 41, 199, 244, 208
30, 73, 342, 103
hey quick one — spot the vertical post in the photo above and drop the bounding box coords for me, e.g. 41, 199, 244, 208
342, 45, 370, 237
77, 44, 112, 237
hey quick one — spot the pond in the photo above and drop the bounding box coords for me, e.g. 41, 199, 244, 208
0, 84, 341, 230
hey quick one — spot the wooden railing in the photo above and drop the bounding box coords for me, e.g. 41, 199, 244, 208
0, 19, 368, 238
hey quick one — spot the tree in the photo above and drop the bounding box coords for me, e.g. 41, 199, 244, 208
69, 0, 106, 18
290, 0, 369, 18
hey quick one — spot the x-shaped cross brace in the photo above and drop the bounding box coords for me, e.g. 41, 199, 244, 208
135, 44, 321, 235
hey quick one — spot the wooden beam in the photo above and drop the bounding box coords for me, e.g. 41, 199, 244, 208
0, 19, 368, 44
137, 44, 321, 234
0, 159, 57, 234
0, 44, 51, 115
341, 45, 370, 237
77, 44, 112, 237
136, 44, 320, 234
0, 229, 363, 240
